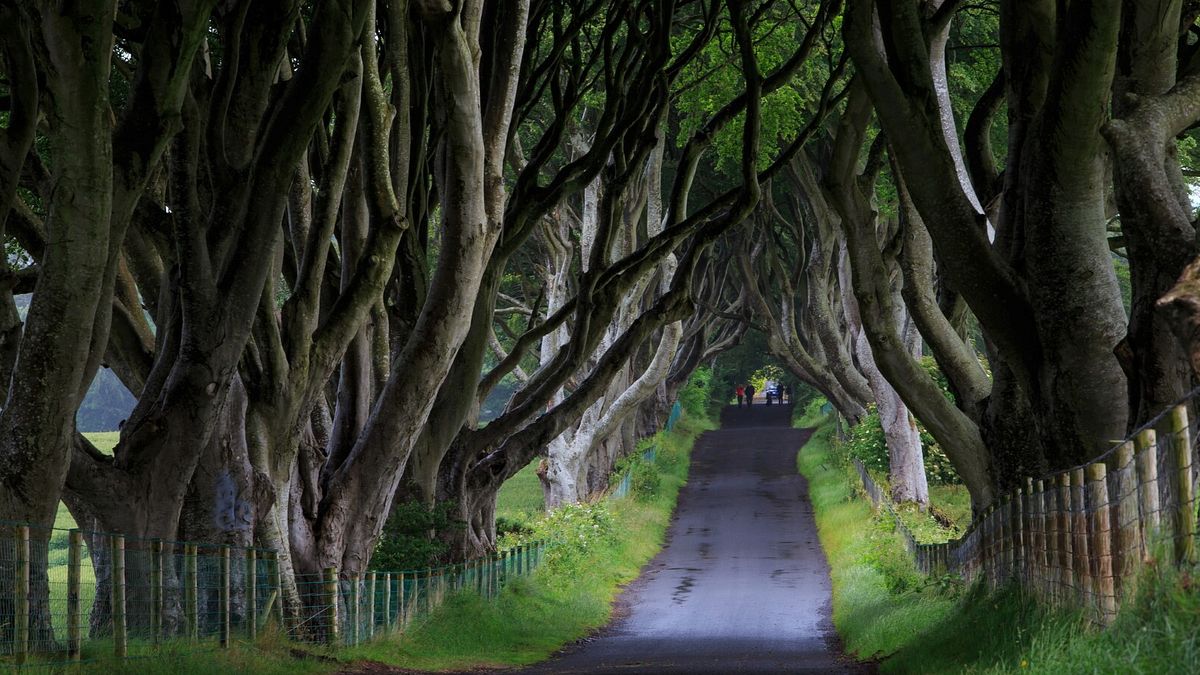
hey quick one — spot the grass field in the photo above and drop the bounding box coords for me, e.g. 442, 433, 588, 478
495, 462, 546, 528
799, 412, 1200, 674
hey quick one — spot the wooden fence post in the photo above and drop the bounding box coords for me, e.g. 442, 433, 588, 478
268, 551, 284, 629
14, 525, 28, 665
1023, 479, 1034, 586
350, 574, 360, 646
151, 539, 163, 645
1013, 488, 1025, 585
424, 568, 434, 614
1169, 405, 1195, 564
989, 505, 1000, 588
1001, 496, 1013, 584
246, 548, 258, 642
1135, 429, 1161, 556
1056, 473, 1073, 605
1111, 441, 1140, 591
382, 572, 392, 633
368, 572, 377, 640
67, 529, 82, 661
398, 571, 408, 629
324, 567, 339, 645
220, 545, 231, 648
1036, 480, 1049, 601
1086, 461, 1117, 623
980, 506, 992, 588
112, 534, 127, 658
185, 544, 199, 641
1071, 468, 1091, 605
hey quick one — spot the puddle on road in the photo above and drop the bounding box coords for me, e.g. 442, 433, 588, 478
672, 576, 696, 604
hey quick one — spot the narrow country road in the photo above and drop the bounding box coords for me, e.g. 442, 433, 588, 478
517, 403, 870, 674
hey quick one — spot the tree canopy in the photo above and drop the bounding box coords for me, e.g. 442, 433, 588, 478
2, 0, 1200, 637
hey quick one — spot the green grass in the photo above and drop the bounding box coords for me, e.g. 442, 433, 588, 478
797, 418, 957, 666
85, 431, 120, 454
799, 413, 1200, 674
892, 484, 971, 545
496, 462, 546, 527
340, 414, 711, 672
3, 633, 340, 675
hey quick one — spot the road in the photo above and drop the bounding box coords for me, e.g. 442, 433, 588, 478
517, 403, 870, 674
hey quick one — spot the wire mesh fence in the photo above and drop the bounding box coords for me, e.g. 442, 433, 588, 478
854, 403, 1200, 626
611, 442, 661, 500
0, 515, 546, 670
0, 522, 278, 670
284, 540, 547, 649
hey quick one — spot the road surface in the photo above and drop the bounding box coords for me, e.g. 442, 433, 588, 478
517, 403, 869, 674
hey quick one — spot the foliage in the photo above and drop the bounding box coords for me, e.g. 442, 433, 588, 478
749, 363, 784, 393
373, 501, 462, 570
837, 357, 968, 486
630, 459, 662, 501
513, 501, 618, 584
678, 366, 715, 419
671, 3, 836, 175
840, 405, 961, 487
795, 395, 830, 428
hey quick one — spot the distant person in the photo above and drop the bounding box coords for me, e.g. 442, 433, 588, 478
765, 386, 774, 405
745, 384, 756, 406
782, 385, 790, 404
736, 384, 746, 407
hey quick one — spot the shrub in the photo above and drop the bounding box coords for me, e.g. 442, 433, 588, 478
802, 396, 826, 420
495, 516, 532, 539
678, 366, 713, 419
630, 460, 661, 501
841, 404, 961, 486
373, 500, 462, 570
506, 501, 617, 585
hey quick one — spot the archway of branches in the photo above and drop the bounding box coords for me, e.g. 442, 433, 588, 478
2, 0, 1200, 636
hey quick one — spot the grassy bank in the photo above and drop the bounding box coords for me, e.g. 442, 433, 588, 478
798, 413, 1200, 674
342, 413, 710, 671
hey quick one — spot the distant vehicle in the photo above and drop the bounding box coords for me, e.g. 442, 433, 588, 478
767, 383, 782, 397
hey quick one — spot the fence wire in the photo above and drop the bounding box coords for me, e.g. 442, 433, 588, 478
855, 402, 1200, 626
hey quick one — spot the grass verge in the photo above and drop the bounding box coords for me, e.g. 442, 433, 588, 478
799, 413, 1200, 674
338, 412, 712, 672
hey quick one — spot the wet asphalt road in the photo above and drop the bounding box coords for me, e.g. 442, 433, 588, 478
517, 403, 869, 674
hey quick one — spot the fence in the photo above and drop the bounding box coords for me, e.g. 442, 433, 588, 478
0, 517, 544, 670
612, 401, 680, 499
0, 522, 278, 669
854, 403, 1200, 626
288, 540, 545, 648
